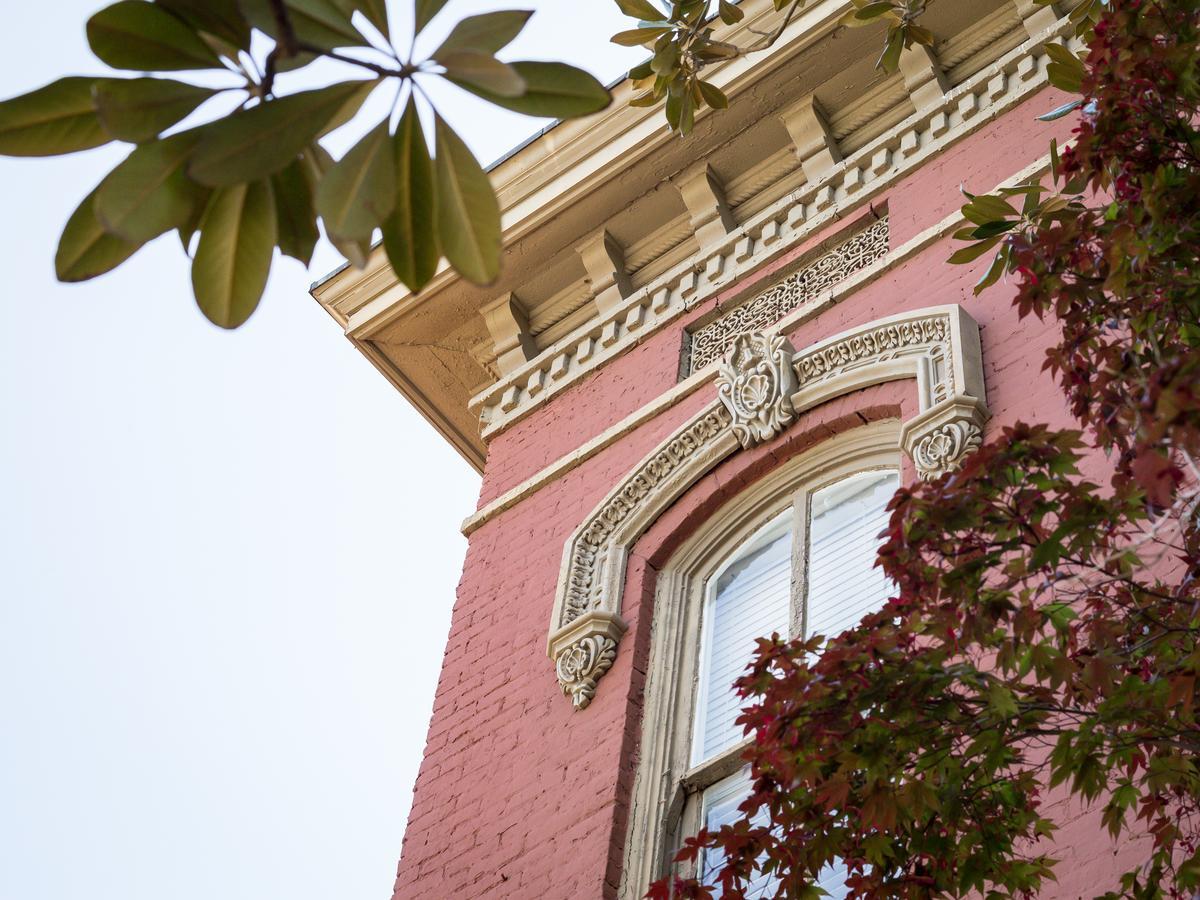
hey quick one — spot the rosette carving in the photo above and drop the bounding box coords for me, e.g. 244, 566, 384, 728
716, 333, 798, 449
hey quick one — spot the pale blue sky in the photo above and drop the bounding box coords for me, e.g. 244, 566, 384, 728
0, 3, 641, 898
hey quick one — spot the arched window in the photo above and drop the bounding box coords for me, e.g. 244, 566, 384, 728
621, 422, 901, 898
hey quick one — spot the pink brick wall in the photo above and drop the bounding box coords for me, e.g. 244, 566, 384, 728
391, 85, 1139, 898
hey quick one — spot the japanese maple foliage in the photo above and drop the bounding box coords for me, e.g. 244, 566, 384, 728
650, 1, 1200, 897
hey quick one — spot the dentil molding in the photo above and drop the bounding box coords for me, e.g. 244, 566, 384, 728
547, 305, 989, 709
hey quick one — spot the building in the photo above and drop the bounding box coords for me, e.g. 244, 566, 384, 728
311, 1, 1140, 895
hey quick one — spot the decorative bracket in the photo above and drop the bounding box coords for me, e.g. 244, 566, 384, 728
547, 305, 990, 709
900, 394, 989, 480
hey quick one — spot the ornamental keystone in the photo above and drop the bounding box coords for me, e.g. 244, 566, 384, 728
716, 333, 799, 449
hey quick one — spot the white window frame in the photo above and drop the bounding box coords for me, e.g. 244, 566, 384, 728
618, 421, 902, 898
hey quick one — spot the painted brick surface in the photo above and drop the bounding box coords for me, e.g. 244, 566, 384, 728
393, 87, 1140, 899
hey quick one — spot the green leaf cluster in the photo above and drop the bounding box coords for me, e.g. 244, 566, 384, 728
0, 0, 612, 328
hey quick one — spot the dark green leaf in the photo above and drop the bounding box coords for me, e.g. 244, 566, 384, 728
436, 52, 526, 98
613, 26, 672, 46
697, 80, 728, 109
157, 0, 251, 50
973, 247, 1007, 295
414, 0, 451, 35
382, 98, 438, 293
717, 0, 744, 24
87, 0, 222, 71
55, 185, 142, 282
93, 77, 216, 143
189, 81, 374, 186
317, 79, 378, 137
877, 28, 904, 73
316, 119, 395, 242
0, 77, 111, 157
445, 61, 611, 118
328, 0, 387, 38
434, 10, 533, 56
963, 194, 1021, 223
237, 0, 367, 50
615, 0, 665, 20
303, 143, 369, 267
95, 131, 207, 242
947, 236, 1002, 265
192, 180, 277, 328
434, 115, 500, 285
271, 158, 319, 265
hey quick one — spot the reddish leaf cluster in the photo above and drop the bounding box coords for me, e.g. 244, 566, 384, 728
650, 1, 1200, 897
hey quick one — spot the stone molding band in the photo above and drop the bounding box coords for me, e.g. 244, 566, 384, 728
547, 305, 988, 709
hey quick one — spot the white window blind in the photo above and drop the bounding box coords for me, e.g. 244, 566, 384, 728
805, 470, 898, 642
700, 768, 777, 898
694, 514, 792, 764
701, 768, 848, 899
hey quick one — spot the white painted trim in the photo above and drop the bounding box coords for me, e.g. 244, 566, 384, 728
546, 305, 988, 709
618, 422, 903, 897
462, 148, 1054, 536
467, 18, 1078, 440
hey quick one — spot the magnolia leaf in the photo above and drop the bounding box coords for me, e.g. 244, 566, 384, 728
0, 77, 111, 157
434, 10, 533, 56
612, 26, 672, 46
414, 0, 451, 35
237, 0, 367, 50
303, 143, 369, 268
973, 247, 1008, 295
434, 115, 500, 285
316, 119, 395, 242
271, 158, 319, 266
328, 0, 387, 37
382, 98, 438, 293
436, 52, 526, 98
55, 185, 142, 282
615, 0, 665, 20
445, 61, 610, 118
947, 236, 1002, 265
317, 78, 379, 138
877, 27, 904, 73
87, 0, 222, 71
717, 0, 744, 24
192, 180, 277, 328
189, 81, 374, 186
95, 132, 207, 242
841, 1, 895, 26
156, 0, 251, 50
697, 80, 728, 109
963, 193, 1021, 223
93, 77, 216, 143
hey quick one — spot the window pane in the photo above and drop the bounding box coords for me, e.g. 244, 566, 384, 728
805, 470, 898, 642
695, 514, 791, 764
700, 768, 777, 898
701, 769, 851, 899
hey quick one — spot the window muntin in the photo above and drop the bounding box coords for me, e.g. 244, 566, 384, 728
690, 467, 898, 895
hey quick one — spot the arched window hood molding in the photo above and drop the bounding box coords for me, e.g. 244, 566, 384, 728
549, 304, 988, 710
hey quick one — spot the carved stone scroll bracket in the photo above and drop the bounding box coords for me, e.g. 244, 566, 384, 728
549, 610, 628, 710
899, 394, 990, 480
717, 333, 798, 449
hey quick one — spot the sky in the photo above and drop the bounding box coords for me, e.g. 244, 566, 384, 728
0, 3, 642, 899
